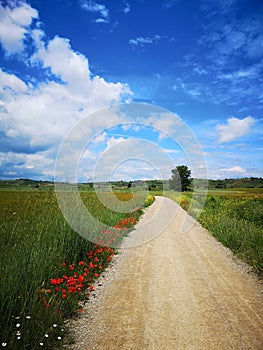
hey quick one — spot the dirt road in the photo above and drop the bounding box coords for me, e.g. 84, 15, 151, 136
68, 196, 263, 349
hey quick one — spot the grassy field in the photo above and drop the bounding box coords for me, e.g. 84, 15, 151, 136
0, 188, 154, 349
155, 188, 263, 276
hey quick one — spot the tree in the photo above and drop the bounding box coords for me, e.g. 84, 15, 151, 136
169, 165, 191, 191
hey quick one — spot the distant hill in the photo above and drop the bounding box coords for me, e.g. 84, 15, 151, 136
208, 177, 263, 189
0, 178, 53, 188
0, 177, 262, 190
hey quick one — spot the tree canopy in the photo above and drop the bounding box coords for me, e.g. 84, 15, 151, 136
169, 165, 192, 192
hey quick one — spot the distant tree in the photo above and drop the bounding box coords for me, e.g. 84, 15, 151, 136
169, 165, 191, 191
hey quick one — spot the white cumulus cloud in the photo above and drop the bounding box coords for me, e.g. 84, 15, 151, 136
0, 2, 38, 54
0, 68, 28, 93
221, 166, 246, 173
216, 116, 255, 143
0, 2, 132, 180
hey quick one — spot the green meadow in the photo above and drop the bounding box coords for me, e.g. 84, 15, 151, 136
0, 187, 153, 349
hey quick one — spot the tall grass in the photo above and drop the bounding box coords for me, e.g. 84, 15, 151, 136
197, 196, 263, 275
0, 189, 147, 349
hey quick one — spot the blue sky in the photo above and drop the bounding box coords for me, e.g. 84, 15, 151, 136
0, 0, 262, 181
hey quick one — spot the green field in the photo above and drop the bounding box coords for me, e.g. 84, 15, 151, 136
0, 188, 153, 349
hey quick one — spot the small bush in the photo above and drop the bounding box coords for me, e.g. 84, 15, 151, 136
144, 194, 155, 207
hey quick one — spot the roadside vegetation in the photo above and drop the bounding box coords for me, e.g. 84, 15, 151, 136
0, 187, 154, 349
197, 193, 263, 275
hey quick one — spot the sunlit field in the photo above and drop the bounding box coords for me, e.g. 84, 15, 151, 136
0, 188, 154, 349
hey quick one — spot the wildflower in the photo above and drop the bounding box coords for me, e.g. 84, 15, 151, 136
68, 286, 76, 293
62, 293, 67, 299
2, 343, 7, 347
89, 261, 96, 268
25, 315, 31, 319
61, 262, 66, 267
78, 261, 84, 266
78, 275, 84, 283
89, 285, 94, 291
57, 336, 62, 340
69, 264, 74, 271
44, 334, 49, 338
16, 323, 20, 328
52, 324, 57, 328
40, 343, 44, 346
50, 277, 64, 285
67, 276, 76, 285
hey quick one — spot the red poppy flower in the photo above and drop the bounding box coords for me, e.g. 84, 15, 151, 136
78, 275, 84, 283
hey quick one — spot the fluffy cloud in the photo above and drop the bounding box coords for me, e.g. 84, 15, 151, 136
0, 68, 28, 93
0, 150, 55, 179
0, 2, 131, 179
80, 0, 109, 19
106, 136, 127, 149
33, 35, 92, 92
216, 116, 255, 143
0, 2, 38, 54
221, 166, 246, 173
146, 112, 182, 139
1, 66, 130, 147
